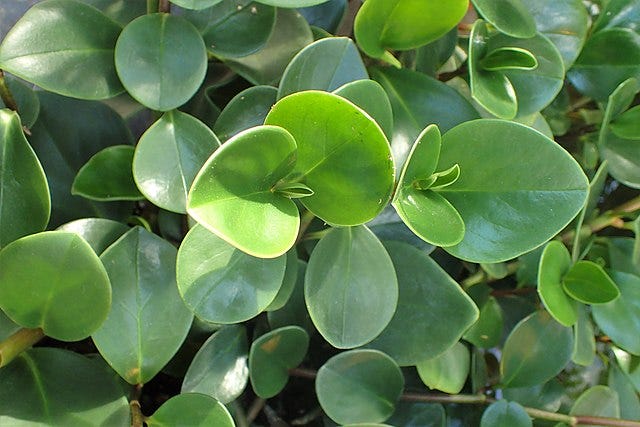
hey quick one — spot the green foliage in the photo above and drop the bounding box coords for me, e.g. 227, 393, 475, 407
1, 1, 640, 425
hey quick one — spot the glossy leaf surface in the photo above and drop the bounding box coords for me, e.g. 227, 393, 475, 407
265, 91, 394, 225
93, 227, 192, 384
333, 79, 394, 140
278, 37, 367, 98
72, 145, 142, 201
188, 125, 299, 258
0, 348, 129, 426
249, 326, 309, 398
316, 350, 404, 425
367, 241, 478, 365
0, 109, 49, 247
562, 261, 620, 304
298, 0, 346, 33
57, 218, 129, 255
177, 225, 286, 323
213, 86, 277, 142
417, 342, 470, 394
0, 0, 123, 99
0, 74, 39, 127
463, 296, 503, 348
182, 325, 249, 403
592, 0, 640, 33
480, 47, 537, 71
436, 120, 588, 263
480, 400, 532, 427
501, 311, 573, 387
115, 13, 207, 111
0, 231, 110, 341
147, 393, 234, 427
133, 110, 220, 213
537, 241, 577, 327
305, 226, 398, 348
471, 0, 536, 38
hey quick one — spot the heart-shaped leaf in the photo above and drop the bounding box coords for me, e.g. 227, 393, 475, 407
177, 224, 286, 323
480, 400, 532, 427
133, 110, 220, 213
147, 393, 234, 427
188, 125, 299, 258
562, 261, 620, 304
0, 0, 124, 99
0, 109, 50, 248
115, 13, 207, 111
436, 119, 588, 263
72, 145, 143, 201
0, 231, 111, 341
213, 86, 278, 142
471, 0, 536, 38
305, 226, 398, 348
265, 91, 395, 226
316, 349, 404, 425
249, 326, 309, 398
537, 241, 578, 327
417, 342, 470, 394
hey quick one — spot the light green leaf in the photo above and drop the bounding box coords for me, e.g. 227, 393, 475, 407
265, 91, 395, 226
147, 393, 234, 427
570, 386, 620, 419
133, 110, 220, 213
188, 125, 299, 258
0, 231, 110, 341
463, 296, 503, 348
0, 348, 129, 426
115, 13, 207, 111
176, 225, 286, 323
249, 326, 309, 398
182, 325, 249, 404
562, 261, 620, 304
480, 400, 532, 427
333, 79, 394, 140
471, 0, 536, 38
436, 119, 588, 263
171, 0, 223, 10
316, 349, 404, 425
93, 227, 192, 385
0, 109, 50, 248
0, 0, 124, 99
417, 342, 470, 394
57, 218, 129, 255
480, 47, 538, 71
572, 304, 596, 367
278, 37, 367, 99
213, 86, 277, 142
537, 241, 577, 327
72, 145, 142, 201
367, 241, 479, 365
305, 226, 398, 349
501, 311, 574, 387
592, 271, 640, 355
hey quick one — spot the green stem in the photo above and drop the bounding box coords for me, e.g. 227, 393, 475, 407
302, 229, 331, 241
0, 69, 19, 112
0, 327, 45, 367
146, 0, 158, 13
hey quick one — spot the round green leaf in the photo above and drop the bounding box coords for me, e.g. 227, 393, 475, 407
255, 0, 330, 6
115, 13, 207, 111
133, 110, 220, 213
417, 342, 470, 394
265, 91, 395, 226
463, 296, 503, 348
436, 119, 588, 263
147, 393, 234, 427
72, 145, 143, 201
249, 326, 309, 398
471, 0, 536, 38
0, 0, 124, 100
182, 325, 249, 403
537, 241, 578, 327
57, 218, 129, 255
187, 125, 299, 258
171, 0, 223, 9
266, 249, 298, 311
0, 74, 40, 128
562, 261, 620, 304
0, 348, 129, 426
480, 400, 532, 427
570, 385, 620, 419
354, 0, 468, 61
592, 271, 640, 355
182, 0, 275, 58
213, 85, 277, 142
93, 227, 193, 384
0, 109, 50, 248
305, 226, 398, 348
366, 241, 478, 365
0, 231, 111, 341
177, 224, 286, 323
316, 349, 404, 425
501, 311, 574, 387
298, 0, 346, 33
278, 37, 367, 99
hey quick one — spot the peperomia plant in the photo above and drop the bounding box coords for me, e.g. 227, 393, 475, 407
0, 0, 640, 426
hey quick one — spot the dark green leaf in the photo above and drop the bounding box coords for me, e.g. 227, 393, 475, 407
562, 261, 620, 304
480, 400, 532, 427
464, 296, 503, 348
537, 241, 577, 327
316, 349, 404, 425
572, 304, 595, 367
417, 342, 470, 394
213, 86, 277, 142
592, 0, 640, 34
268, 260, 315, 334
0, 74, 39, 127
298, 0, 346, 33
147, 393, 234, 427
502, 380, 564, 412
471, 0, 536, 38
133, 110, 220, 213
333, 79, 394, 140
93, 227, 193, 384
266, 249, 298, 311
82, 0, 146, 25
411, 28, 458, 77
610, 105, 640, 140
0, 0, 124, 99
387, 402, 446, 427
57, 218, 129, 255
0, 231, 110, 341
177, 224, 286, 323
0, 109, 49, 248
249, 326, 309, 398
570, 385, 620, 419
609, 362, 640, 420
305, 226, 398, 349
115, 13, 207, 111
171, 0, 223, 10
